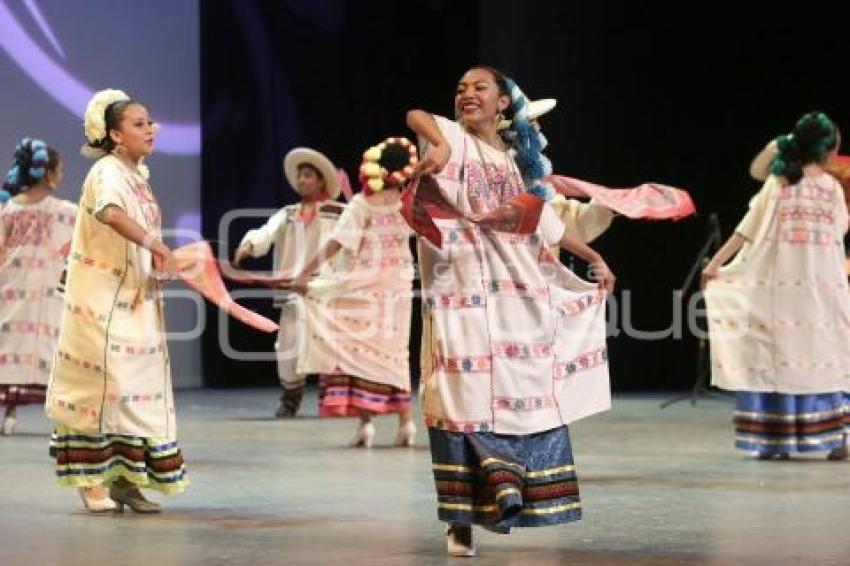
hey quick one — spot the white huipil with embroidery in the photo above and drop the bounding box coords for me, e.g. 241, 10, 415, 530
0, 196, 76, 386
239, 201, 342, 287
418, 116, 611, 435
239, 201, 342, 387
46, 155, 176, 437
297, 193, 414, 390
705, 173, 850, 393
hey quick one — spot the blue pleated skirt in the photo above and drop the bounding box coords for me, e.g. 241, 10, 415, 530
428, 425, 582, 529
734, 392, 850, 455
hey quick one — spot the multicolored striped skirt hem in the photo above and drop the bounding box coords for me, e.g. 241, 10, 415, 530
0, 384, 46, 405
318, 374, 411, 417
735, 392, 850, 455
49, 425, 189, 495
428, 426, 581, 529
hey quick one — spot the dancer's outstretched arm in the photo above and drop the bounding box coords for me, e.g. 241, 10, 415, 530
406, 110, 450, 176
98, 204, 178, 277
702, 233, 747, 286
287, 239, 343, 294
749, 140, 778, 181
558, 230, 616, 294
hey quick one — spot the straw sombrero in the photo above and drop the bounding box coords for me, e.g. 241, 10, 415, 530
283, 147, 340, 199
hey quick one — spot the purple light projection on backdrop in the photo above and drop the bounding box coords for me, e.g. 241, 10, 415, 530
174, 212, 202, 247
0, 0, 200, 155
22, 0, 64, 59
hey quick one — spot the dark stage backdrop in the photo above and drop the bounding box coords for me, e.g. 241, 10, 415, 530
201, 0, 849, 390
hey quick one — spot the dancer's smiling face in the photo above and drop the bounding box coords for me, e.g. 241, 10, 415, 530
455, 67, 510, 131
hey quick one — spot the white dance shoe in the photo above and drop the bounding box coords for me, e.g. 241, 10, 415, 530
394, 422, 416, 447
351, 422, 376, 448
77, 486, 118, 513
1, 414, 15, 436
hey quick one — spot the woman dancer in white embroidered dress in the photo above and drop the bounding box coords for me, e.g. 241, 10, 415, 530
407, 66, 615, 557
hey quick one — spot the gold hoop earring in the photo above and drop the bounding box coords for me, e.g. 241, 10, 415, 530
114, 143, 126, 156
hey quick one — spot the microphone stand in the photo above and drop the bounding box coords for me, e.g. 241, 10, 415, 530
660, 213, 726, 408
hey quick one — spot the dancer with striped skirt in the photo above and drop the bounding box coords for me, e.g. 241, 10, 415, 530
289, 138, 418, 448
407, 66, 614, 557
46, 89, 190, 513
704, 111, 850, 460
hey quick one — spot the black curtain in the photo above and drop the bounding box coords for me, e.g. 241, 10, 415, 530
201, 0, 849, 389
200, 0, 478, 386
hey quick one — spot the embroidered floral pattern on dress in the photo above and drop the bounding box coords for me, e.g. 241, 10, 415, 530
436, 355, 492, 374
492, 342, 552, 359
494, 395, 557, 412
553, 348, 608, 379
427, 292, 486, 310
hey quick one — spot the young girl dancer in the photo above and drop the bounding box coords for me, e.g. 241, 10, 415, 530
289, 137, 418, 447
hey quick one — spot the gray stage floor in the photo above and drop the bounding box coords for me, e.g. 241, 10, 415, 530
1, 388, 848, 565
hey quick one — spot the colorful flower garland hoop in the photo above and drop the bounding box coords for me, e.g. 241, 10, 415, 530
359, 136, 418, 193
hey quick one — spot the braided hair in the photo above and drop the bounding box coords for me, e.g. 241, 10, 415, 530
771, 112, 839, 184
2, 138, 60, 196
468, 66, 554, 199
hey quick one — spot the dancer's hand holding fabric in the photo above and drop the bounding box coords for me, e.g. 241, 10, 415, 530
98, 204, 191, 280
284, 275, 309, 295
701, 233, 746, 289
557, 229, 616, 294
467, 203, 520, 230
281, 239, 343, 295
414, 144, 450, 177
152, 243, 182, 280
589, 259, 616, 294
700, 263, 720, 289
232, 243, 252, 266
152, 240, 198, 281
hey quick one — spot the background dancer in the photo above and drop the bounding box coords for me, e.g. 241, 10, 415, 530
704, 112, 849, 461
233, 147, 343, 418
0, 138, 76, 435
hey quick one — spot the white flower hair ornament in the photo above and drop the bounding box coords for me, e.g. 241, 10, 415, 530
80, 89, 130, 159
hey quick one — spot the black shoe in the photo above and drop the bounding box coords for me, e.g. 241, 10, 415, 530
274, 400, 297, 418
827, 445, 848, 461
274, 386, 303, 418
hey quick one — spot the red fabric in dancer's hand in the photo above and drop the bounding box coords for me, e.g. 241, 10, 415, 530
467, 192, 544, 234
401, 176, 445, 247
173, 241, 279, 333
544, 175, 696, 220
400, 175, 545, 248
